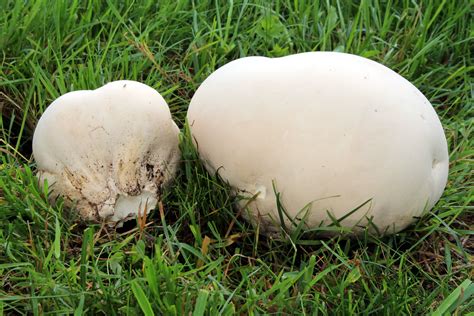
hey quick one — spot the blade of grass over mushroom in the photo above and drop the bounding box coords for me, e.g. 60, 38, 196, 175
272, 181, 296, 232
289, 203, 312, 240
332, 199, 373, 226
0, 0, 473, 314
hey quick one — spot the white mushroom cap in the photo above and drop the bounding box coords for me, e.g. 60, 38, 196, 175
187, 52, 449, 236
33, 80, 180, 224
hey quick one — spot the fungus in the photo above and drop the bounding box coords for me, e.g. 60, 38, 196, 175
187, 52, 449, 236
33, 80, 180, 224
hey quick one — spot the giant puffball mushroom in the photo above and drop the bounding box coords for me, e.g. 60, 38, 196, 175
33, 80, 180, 224
187, 52, 449, 236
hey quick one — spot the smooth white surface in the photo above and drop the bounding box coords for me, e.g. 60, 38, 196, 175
33, 80, 180, 224
187, 52, 449, 235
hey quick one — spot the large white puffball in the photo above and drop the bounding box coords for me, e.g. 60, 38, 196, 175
33, 80, 180, 224
187, 52, 449, 236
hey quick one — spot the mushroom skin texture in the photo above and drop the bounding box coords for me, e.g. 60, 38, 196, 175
187, 52, 449, 236
33, 80, 180, 224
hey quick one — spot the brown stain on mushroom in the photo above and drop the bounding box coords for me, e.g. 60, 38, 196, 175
56, 157, 169, 222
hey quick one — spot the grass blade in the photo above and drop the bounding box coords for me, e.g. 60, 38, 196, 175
192, 289, 209, 316
432, 279, 474, 315
54, 216, 61, 259
80, 227, 94, 289
131, 280, 155, 316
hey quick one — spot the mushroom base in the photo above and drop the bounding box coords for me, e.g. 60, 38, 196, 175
109, 191, 158, 225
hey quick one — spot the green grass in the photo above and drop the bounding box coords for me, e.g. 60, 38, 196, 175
1, 0, 473, 314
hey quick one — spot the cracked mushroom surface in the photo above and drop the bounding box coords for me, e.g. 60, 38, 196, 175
187, 52, 449, 236
33, 80, 180, 224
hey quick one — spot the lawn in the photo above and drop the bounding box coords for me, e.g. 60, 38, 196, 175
0, 0, 472, 314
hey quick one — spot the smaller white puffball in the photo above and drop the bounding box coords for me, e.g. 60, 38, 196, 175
33, 80, 181, 224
